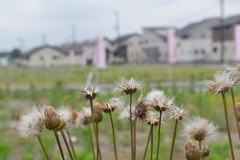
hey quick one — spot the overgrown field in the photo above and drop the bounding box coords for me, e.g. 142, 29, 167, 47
0, 64, 239, 160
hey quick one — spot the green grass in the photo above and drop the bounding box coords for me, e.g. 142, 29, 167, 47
0, 64, 219, 88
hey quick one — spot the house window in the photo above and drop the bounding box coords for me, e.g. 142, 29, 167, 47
40, 56, 43, 60
194, 50, 198, 54
201, 49, 205, 54
26, 56, 29, 60
53, 56, 58, 60
213, 47, 217, 53
201, 33, 205, 38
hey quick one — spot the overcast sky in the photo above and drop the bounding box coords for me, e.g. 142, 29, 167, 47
1, 0, 240, 52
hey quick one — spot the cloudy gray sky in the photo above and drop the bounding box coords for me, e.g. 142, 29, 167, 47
1, 0, 240, 52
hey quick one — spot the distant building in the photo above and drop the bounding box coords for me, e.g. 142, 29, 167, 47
212, 14, 240, 62
112, 34, 143, 63
19, 45, 83, 67
142, 27, 173, 63
0, 52, 10, 66
177, 18, 220, 62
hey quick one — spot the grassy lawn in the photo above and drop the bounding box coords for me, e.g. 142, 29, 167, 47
0, 64, 219, 88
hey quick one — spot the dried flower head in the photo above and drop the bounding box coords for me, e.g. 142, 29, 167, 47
135, 100, 149, 121
183, 116, 218, 141
57, 106, 78, 129
145, 111, 160, 126
77, 108, 91, 125
17, 106, 45, 139
236, 102, 240, 121
185, 139, 202, 160
103, 97, 124, 113
119, 106, 135, 121
44, 106, 65, 131
146, 90, 174, 112
168, 106, 188, 121
205, 71, 239, 94
93, 102, 104, 123
80, 84, 100, 100
116, 77, 143, 95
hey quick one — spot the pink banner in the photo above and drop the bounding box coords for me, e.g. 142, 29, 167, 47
94, 36, 107, 69
167, 29, 177, 63
234, 25, 240, 61
69, 50, 75, 65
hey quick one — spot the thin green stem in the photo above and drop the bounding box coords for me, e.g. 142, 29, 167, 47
96, 122, 102, 160
230, 88, 240, 140
150, 126, 153, 160
156, 111, 162, 160
37, 136, 50, 160
221, 92, 235, 160
88, 124, 96, 160
129, 93, 134, 160
109, 112, 118, 160
90, 99, 102, 160
143, 125, 153, 160
60, 130, 74, 160
133, 116, 137, 160
53, 130, 65, 160
198, 140, 202, 150
67, 130, 77, 160
169, 120, 179, 160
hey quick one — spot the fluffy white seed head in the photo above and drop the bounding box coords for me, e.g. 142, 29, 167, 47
168, 106, 188, 121
115, 77, 143, 95
76, 108, 92, 125
80, 84, 101, 100
145, 111, 161, 126
183, 116, 218, 142
17, 106, 45, 139
57, 106, 78, 129
119, 106, 135, 121
103, 97, 124, 113
205, 71, 239, 94
146, 90, 174, 112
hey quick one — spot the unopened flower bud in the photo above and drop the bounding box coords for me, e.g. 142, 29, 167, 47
236, 102, 240, 121
93, 102, 104, 123
185, 139, 202, 160
44, 106, 63, 131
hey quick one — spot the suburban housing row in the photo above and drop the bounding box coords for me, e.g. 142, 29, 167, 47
18, 14, 240, 67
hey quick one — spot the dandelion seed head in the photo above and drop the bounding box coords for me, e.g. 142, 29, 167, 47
77, 107, 91, 125
205, 71, 239, 94
119, 106, 135, 121
103, 97, 124, 113
17, 106, 45, 139
57, 106, 78, 129
135, 100, 149, 121
185, 139, 202, 160
183, 116, 218, 142
80, 84, 100, 100
115, 77, 143, 95
145, 111, 160, 126
168, 106, 188, 121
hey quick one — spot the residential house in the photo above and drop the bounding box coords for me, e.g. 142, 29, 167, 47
177, 18, 220, 62
141, 27, 173, 63
112, 34, 142, 64
0, 52, 10, 66
212, 14, 240, 62
19, 45, 83, 67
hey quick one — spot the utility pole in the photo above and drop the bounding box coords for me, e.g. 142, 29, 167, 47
71, 24, 76, 44
220, 0, 225, 63
42, 33, 47, 45
18, 38, 25, 53
114, 12, 120, 39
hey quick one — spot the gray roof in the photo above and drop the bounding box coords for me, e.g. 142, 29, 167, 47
213, 14, 240, 28
179, 18, 220, 37
143, 27, 177, 38
113, 33, 140, 43
21, 45, 68, 58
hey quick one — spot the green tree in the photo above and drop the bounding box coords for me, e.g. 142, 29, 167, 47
10, 48, 21, 59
